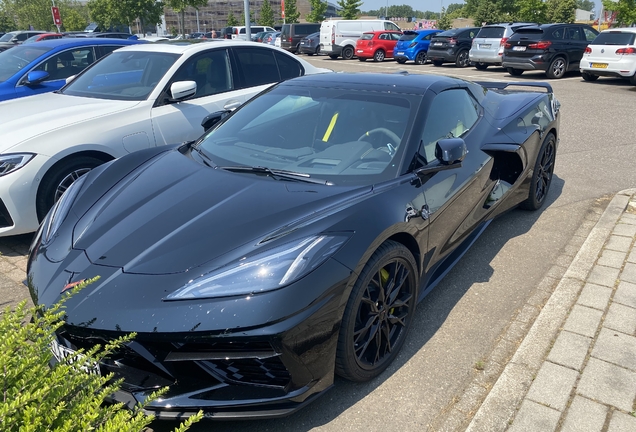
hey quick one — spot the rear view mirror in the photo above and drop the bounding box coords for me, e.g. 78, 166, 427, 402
24, 70, 49, 86
436, 138, 467, 165
170, 81, 197, 102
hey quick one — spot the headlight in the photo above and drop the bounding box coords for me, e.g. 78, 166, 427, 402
42, 174, 87, 244
165, 234, 349, 300
0, 153, 35, 176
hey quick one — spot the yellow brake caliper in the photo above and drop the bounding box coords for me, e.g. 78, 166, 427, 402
380, 268, 395, 316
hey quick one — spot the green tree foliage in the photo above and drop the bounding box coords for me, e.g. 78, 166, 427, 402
473, 0, 504, 25
284, 0, 300, 23
546, 0, 576, 23
338, 0, 362, 20
437, 7, 452, 29
259, 0, 275, 26
447, 6, 468, 19
446, 3, 465, 14
226, 10, 238, 26
88, 0, 163, 31
62, 7, 90, 31
306, 0, 327, 23
602, 0, 636, 26
516, 0, 548, 22
0, 10, 17, 32
1, 0, 88, 31
0, 281, 202, 432
165, 0, 208, 35
576, 0, 596, 13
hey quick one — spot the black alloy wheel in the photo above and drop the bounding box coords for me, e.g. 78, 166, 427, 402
336, 240, 418, 382
342, 46, 355, 60
546, 57, 567, 79
415, 51, 427, 65
455, 49, 470, 67
315, 45, 320, 55
581, 72, 599, 81
507, 67, 524, 76
475, 62, 488, 70
521, 132, 556, 211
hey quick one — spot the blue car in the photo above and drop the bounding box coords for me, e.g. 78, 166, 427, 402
394, 29, 442, 65
0, 38, 143, 102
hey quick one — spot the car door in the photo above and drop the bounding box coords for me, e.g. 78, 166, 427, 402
417, 88, 494, 284
14, 47, 96, 99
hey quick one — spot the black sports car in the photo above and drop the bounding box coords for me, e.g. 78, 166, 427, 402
27, 72, 560, 420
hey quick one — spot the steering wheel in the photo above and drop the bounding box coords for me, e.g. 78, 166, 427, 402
358, 128, 401, 153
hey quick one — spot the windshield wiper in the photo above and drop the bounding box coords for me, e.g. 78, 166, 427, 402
191, 145, 216, 168
219, 166, 333, 185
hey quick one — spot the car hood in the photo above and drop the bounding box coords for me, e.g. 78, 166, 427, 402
0, 92, 140, 152
71, 149, 369, 275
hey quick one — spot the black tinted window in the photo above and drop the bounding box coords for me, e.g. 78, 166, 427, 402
476, 27, 505, 38
550, 27, 565, 40
592, 31, 636, 45
400, 32, 418, 41
274, 51, 302, 80
235, 47, 280, 87
96, 45, 123, 58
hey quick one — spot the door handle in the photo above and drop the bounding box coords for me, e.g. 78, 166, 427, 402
223, 100, 242, 111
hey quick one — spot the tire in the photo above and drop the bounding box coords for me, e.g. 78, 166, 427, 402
475, 62, 488, 70
342, 46, 355, 60
546, 57, 567, 79
329, 54, 339, 59
396, 58, 407, 64
455, 49, 470, 68
432, 60, 443, 66
507, 67, 524, 76
335, 240, 418, 382
520, 132, 556, 211
373, 49, 385, 62
415, 51, 427, 65
581, 72, 599, 82
358, 57, 367, 62
315, 46, 320, 55
36, 156, 105, 222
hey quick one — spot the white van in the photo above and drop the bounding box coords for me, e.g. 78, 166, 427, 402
231, 26, 276, 41
320, 19, 401, 59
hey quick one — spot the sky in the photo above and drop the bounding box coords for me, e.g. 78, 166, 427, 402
359, 0, 604, 14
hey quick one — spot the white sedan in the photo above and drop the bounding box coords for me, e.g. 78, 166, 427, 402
0, 40, 330, 236
580, 27, 636, 84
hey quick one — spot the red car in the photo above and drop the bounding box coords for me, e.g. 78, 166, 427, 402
23, 33, 63, 44
355, 30, 403, 62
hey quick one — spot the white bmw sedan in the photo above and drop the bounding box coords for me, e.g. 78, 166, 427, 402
0, 41, 330, 236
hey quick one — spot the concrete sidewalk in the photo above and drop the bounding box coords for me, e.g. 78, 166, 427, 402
467, 189, 636, 431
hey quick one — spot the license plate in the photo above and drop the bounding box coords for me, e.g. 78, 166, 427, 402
300, 42, 305, 45
433, 42, 443, 46
512, 46, 526, 51
397, 52, 404, 55
480, 44, 491, 49
591, 63, 608, 69
50, 340, 101, 375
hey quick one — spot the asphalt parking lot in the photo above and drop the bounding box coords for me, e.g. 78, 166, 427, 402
3, 54, 636, 431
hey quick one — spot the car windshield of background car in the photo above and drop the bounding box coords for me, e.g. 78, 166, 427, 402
0, 33, 15, 42
0, 45, 52, 82
197, 86, 416, 186
61, 50, 180, 101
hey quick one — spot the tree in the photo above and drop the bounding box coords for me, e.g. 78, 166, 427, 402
446, 3, 464, 14
306, 0, 327, 23
62, 7, 89, 31
166, 0, 208, 36
284, 0, 300, 23
473, 0, 504, 26
227, 10, 239, 26
259, 0, 275, 26
0, 10, 17, 32
546, 0, 576, 23
88, 0, 163, 31
602, 0, 636, 26
576, 0, 596, 12
437, 7, 452, 29
517, 0, 548, 23
338, 0, 362, 20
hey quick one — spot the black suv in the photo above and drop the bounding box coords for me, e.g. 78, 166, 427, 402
503, 23, 599, 78
427, 27, 480, 67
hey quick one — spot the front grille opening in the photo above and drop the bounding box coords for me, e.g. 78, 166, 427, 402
0, 199, 14, 228
200, 357, 291, 388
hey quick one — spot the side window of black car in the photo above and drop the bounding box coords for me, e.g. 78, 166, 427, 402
550, 28, 565, 40
234, 47, 280, 87
274, 51, 303, 80
566, 27, 582, 41
419, 89, 480, 164
583, 28, 598, 42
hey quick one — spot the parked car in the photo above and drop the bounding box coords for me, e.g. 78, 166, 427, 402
264, 31, 281, 46
320, 19, 401, 60
0, 41, 330, 236
0, 38, 142, 102
299, 31, 321, 55
27, 72, 560, 420
427, 27, 480, 67
579, 27, 636, 84
394, 29, 442, 65
355, 30, 402, 62
275, 34, 281, 47
503, 23, 599, 78
0, 31, 48, 51
252, 31, 269, 42
469, 23, 537, 69
229, 26, 276, 41
281, 23, 321, 53
23, 33, 64, 44
89, 32, 137, 39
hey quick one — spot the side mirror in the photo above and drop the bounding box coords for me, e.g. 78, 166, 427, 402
65, 75, 76, 85
201, 110, 230, 131
170, 81, 197, 102
435, 138, 467, 165
24, 70, 49, 86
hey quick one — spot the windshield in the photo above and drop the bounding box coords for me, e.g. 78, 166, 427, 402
592, 32, 636, 45
61, 50, 180, 100
0, 33, 15, 42
0, 45, 52, 82
197, 84, 416, 186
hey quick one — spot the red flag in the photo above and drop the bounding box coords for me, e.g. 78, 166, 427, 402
281, 0, 285, 19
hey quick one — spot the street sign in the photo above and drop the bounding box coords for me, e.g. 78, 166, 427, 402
51, 7, 62, 27
281, 0, 285, 19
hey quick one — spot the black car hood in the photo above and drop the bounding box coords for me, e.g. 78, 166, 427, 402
72, 149, 368, 275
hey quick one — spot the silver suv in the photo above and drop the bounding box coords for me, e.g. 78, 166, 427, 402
469, 23, 536, 69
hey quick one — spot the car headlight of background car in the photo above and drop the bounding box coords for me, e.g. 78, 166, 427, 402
0, 153, 35, 176
165, 234, 350, 300
41, 174, 87, 244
